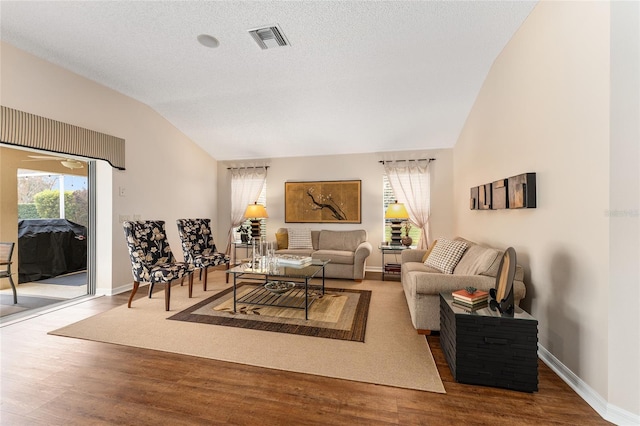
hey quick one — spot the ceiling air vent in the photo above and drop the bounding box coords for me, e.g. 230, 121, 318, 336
248, 25, 289, 49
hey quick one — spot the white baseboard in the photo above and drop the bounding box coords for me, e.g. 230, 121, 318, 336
538, 345, 640, 425
101, 282, 145, 296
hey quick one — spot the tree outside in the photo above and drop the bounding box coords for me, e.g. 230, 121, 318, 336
18, 173, 88, 227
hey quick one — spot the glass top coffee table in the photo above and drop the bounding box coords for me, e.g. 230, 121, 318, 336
226, 260, 329, 320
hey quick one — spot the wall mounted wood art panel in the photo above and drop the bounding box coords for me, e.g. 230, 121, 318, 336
479, 183, 492, 210
470, 173, 536, 210
508, 173, 536, 208
492, 179, 508, 209
285, 180, 361, 223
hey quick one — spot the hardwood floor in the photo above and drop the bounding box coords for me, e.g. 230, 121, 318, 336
0, 282, 610, 425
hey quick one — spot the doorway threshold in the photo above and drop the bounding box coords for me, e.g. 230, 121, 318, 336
0, 294, 103, 327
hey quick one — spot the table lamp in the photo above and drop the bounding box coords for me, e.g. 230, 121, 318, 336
243, 202, 268, 240
385, 201, 409, 246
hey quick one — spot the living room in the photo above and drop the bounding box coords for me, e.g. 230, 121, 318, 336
0, 1, 638, 424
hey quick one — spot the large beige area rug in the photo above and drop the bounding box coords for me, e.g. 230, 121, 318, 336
49, 274, 445, 394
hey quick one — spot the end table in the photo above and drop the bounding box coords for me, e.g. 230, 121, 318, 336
439, 292, 539, 392
379, 244, 412, 281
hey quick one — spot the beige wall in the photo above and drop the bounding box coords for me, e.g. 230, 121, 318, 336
0, 41, 219, 294
454, 1, 638, 419
217, 149, 454, 269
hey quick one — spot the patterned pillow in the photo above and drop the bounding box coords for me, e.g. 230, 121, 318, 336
287, 228, 313, 250
424, 238, 468, 274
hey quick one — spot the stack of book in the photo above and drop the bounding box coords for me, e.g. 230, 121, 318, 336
452, 289, 489, 310
384, 263, 402, 273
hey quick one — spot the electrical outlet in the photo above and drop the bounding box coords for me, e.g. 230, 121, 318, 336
133, 214, 141, 221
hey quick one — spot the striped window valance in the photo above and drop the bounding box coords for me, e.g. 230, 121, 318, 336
1, 105, 125, 170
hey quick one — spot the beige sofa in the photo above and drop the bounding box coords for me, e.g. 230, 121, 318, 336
275, 228, 372, 281
401, 237, 527, 332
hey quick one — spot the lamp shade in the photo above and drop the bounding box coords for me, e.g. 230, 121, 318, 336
244, 202, 269, 219
385, 201, 409, 220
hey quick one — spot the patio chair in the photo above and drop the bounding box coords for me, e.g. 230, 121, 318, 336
0, 242, 17, 304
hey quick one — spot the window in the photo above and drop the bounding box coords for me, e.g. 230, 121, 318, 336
382, 175, 420, 243
237, 184, 267, 240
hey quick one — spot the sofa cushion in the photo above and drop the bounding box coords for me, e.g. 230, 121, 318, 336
275, 232, 288, 250
403, 261, 441, 275
424, 238, 468, 274
453, 244, 500, 276
288, 228, 313, 250
318, 230, 366, 251
276, 248, 314, 257
312, 249, 354, 265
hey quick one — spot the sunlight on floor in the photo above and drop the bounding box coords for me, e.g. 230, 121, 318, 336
0, 272, 88, 320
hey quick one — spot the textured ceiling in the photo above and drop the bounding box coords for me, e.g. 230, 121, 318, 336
0, 1, 537, 161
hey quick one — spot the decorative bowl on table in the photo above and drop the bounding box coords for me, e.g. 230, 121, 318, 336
264, 281, 295, 295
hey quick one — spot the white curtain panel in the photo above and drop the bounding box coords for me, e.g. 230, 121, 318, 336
384, 160, 432, 250
226, 167, 267, 256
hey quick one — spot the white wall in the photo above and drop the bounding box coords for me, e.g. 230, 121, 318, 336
217, 149, 453, 269
0, 41, 219, 293
454, 1, 639, 421
609, 0, 640, 419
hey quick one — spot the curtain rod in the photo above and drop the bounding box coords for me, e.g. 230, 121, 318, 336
226, 166, 270, 170
378, 158, 435, 164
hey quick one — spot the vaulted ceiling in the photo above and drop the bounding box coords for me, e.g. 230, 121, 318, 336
0, 1, 537, 161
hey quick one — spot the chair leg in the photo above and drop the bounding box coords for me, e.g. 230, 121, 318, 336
188, 273, 194, 298
148, 283, 155, 298
8, 275, 17, 304
226, 263, 230, 283
128, 281, 140, 308
165, 281, 171, 311
203, 267, 208, 292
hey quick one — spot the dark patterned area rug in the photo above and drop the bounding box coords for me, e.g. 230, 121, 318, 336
168, 283, 371, 342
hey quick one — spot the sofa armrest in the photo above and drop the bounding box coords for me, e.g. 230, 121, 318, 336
409, 272, 526, 304
354, 241, 372, 262
352, 241, 372, 279
413, 273, 496, 295
402, 249, 426, 264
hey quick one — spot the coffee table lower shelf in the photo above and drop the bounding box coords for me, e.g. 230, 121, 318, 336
237, 285, 319, 311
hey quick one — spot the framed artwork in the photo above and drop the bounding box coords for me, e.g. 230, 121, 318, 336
285, 180, 361, 223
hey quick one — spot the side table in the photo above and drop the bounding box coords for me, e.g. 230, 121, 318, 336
379, 245, 412, 281
439, 292, 538, 392
231, 241, 252, 264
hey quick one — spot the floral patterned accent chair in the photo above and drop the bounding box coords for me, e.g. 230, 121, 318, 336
176, 218, 230, 291
123, 220, 194, 311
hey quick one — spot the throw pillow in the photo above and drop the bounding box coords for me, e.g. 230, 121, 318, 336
275, 232, 288, 250
287, 228, 313, 250
421, 239, 438, 263
424, 238, 468, 274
